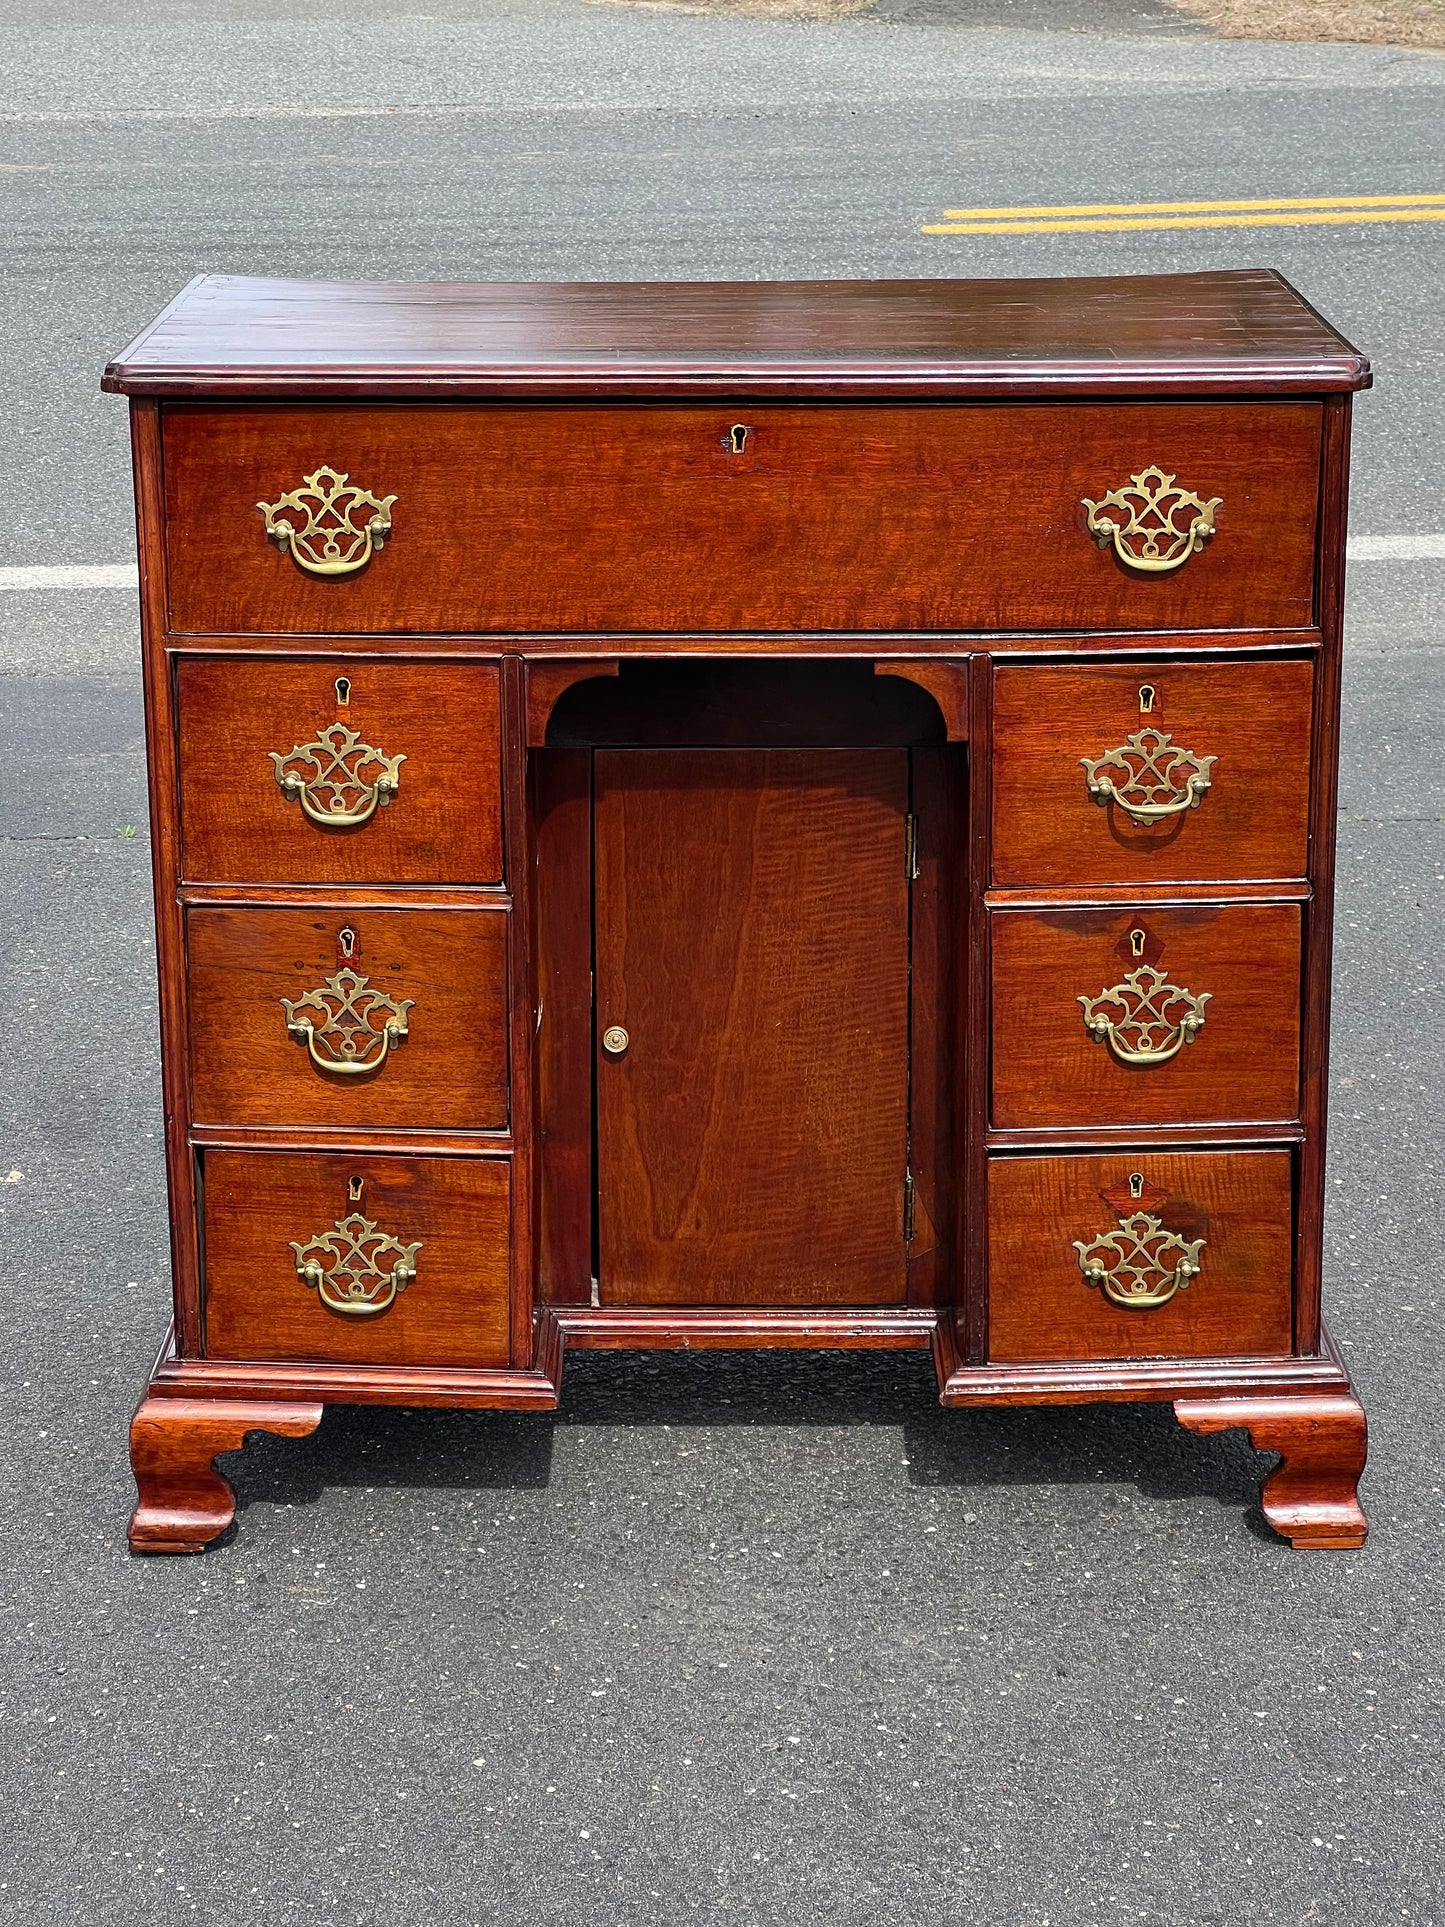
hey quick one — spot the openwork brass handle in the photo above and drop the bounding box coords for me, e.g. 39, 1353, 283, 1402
1074, 1207, 1204, 1310
269, 723, 405, 828
281, 966, 413, 1077
257, 466, 396, 578
1080, 727, 1215, 826
1078, 964, 1209, 1066
291, 1210, 421, 1318
1082, 466, 1221, 575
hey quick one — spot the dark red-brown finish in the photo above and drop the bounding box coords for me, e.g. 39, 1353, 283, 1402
991, 657, 1316, 886
109, 273, 1369, 1553
499, 658, 539, 1369
1294, 394, 1353, 1359
162, 402, 1320, 636
531, 749, 595, 1306
130, 400, 204, 1356
594, 748, 911, 1306
876, 662, 970, 743
526, 661, 619, 747
175, 657, 503, 885
990, 902, 1302, 1129
201, 1151, 511, 1366
128, 1395, 324, 1552
103, 271, 1370, 398
1174, 1391, 1368, 1548
987, 1150, 1294, 1362
187, 904, 509, 1133
906, 746, 968, 1307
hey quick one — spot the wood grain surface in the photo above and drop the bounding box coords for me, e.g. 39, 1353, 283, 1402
187, 904, 509, 1133
161, 402, 1321, 635
594, 748, 910, 1306
103, 271, 1370, 399
988, 1149, 1294, 1362
991, 657, 1315, 885
176, 657, 503, 885
1175, 1391, 1368, 1548
111, 271, 1370, 1554
531, 750, 594, 1305
202, 1151, 511, 1366
905, 746, 968, 1307
128, 1395, 324, 1553
990, 902, 1302, 1128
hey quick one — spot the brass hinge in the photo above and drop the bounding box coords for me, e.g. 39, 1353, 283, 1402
904, 813, 920, 881
903, 1170, 916, 1244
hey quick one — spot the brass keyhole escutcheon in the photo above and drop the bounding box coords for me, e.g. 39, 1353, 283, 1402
727, 424, 750, 454
601, 1025, 630, 1056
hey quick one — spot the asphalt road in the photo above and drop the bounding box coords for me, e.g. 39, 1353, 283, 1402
1, 4, 1442, 1923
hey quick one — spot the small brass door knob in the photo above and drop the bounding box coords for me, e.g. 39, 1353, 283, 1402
601, 1025, 630, 1056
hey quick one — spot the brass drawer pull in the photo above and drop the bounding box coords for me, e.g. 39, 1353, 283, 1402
269, 722, 405, 828
1081, 465, 1220, 575
1078, 963, 1209, 1066
1080, 726, 1215, 826
1074, 1202, 1204, 1310
257, 465, 396, 578
291, 1209, 421, 1318
281, 966, 413, 1077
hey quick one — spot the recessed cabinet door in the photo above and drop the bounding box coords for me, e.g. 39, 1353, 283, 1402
594, 748, 911, 1307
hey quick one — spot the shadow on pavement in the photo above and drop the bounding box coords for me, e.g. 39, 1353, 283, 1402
224, 1345, 1277, 1541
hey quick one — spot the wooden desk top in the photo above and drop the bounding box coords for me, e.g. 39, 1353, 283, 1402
103, 269, 1370, 401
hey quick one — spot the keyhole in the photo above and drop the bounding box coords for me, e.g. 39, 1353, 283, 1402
335, 676, 352, 708
1129, 1172, 1145, 1200
338, 926, 357, 959
728, 424, 750, 455
1138, 684, 1156, 714
348, 1174, 364, 1203
1130, 927, 1147, 958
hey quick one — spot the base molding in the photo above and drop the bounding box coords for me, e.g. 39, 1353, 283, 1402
127, 1318, 1368, 1553
932, 1319, 1354, 1407
547, 1305, 938, 1350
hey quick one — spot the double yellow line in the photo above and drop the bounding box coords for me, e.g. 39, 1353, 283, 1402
922, 193, 1445, 236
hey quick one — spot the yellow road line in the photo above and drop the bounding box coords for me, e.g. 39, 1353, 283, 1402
924, 208, 1445, 236
936, 193, 1445, 219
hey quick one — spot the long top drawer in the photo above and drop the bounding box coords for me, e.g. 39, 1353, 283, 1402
160, 401, 1322, 635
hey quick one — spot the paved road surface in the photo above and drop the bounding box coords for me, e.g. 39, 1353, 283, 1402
1, 4, 1442, 1923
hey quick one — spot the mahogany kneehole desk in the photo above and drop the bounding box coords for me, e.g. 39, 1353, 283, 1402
104, 271, 1371, 1553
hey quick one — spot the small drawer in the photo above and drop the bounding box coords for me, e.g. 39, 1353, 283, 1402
176, 658, 502, 886
991, 903, 1301, 1129
189, 906, 509, 1133
202, 1151, 510, 1366
161, 401, 1319, 636
991, 659, 1314, 885
988, 1150, 1293, 1362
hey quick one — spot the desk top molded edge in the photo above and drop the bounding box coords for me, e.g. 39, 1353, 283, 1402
101, 270, 1371, 399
